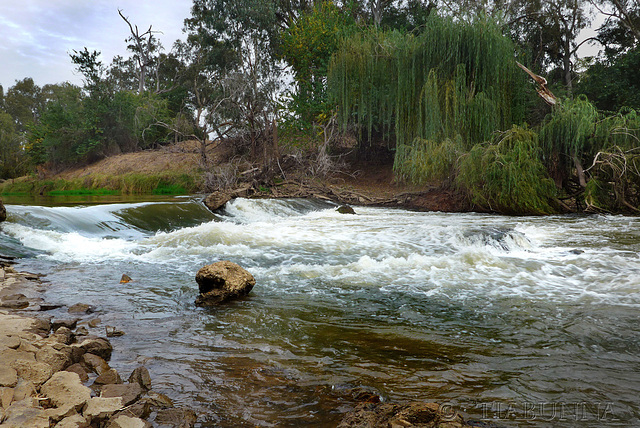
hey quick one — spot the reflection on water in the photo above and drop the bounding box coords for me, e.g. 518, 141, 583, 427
1, 196, 639, 427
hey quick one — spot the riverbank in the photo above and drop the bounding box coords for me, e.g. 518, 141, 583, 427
0, 259, 197, 427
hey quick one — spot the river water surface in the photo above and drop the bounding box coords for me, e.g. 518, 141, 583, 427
1, 196, 639, 427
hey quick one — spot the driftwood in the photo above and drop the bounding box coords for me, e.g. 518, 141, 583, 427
516, 61, 557, 106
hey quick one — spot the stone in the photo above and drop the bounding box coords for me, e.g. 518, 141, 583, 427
53, 326, 74, 343
44, 403, 77, 423
337, 401, 467, 428
106, 325, 125, 337
55, 414, 90, 428
36, 345, 72, 372
76, 326, 89, 336
337, 205, 356, 214
65, 363, 90, 383
12, 379, 36, 402
120, 274, 132, 284
0, 386, 15, 408
79, 337, 113, 360
17, 339, 38, 353
2, 398, 49, 428
115, 399, 151, 419
29, 318, 52, 336
203, 191, 231, 212
101, 383, 144, 406
83, 353, 111, 375
145, 391, 174, 409
83, 396, 124, 420
0, 364, 18, 387
0, 334, 21, 350
52, 318, 79, 331
128, 366, 152, 390
154, 407, 198, 427
88, 318, 102, 328
41, 371, 92, 411
93, 368, 123, 385
194, 261, 256, 306
106, 414, 150, 428
68, 303, 95, 314
11, 359, 53, 385
0, 293, 29, 309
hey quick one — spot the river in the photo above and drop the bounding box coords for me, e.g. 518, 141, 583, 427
1, 196, 638, 427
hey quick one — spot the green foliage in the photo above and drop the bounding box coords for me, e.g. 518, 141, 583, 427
456, 126, 557, 214
397, 135, 464, 184
280, 1, 356, 125
328, 15, 527, 175
0, 111, 28, 178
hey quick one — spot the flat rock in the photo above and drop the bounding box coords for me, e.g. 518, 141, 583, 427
2, 398, 49, 428
55, 414, 90, 428
0, 364, 18, 387
0, 293, 29, 309
106, 414, 150, 428
36, 345, 72, 372
145, 391, 174, 409
0, 334, 21, 350
44, 403, 77, 424
41, 371, 91, 411
83, 396, 124, 420
13, 379, 36, 402
100, 383, 143, 406
52, 318, 79, 331
0, 386, 15, 408
11, 359, 53, 385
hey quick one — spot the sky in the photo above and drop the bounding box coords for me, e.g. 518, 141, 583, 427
0, 0, 192, 89
1, 1, 605, 91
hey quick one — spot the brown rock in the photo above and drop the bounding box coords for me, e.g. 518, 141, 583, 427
338, 401, 466, 428
203, 191, 231, 212
120, 274, 132, 284
0, 364, 18, 387
106, 414, 151, 428
12, 379, 36, 402
145, 391, 174, 409
106, 325, 125, 337
128, 366, 152, 390
51, 326, 75, 344
52, 318, 79, 331
68, 303, 95, 314
83, 353, 111, 375
55, 414, 90, 428
101, 383, 144, 406
154, 407, 198, 427
11, 359, 53, 385
44, 403, 77, 424
28, 318, 52, 336
93, 368, 123, 385
0, 386, 15, 408
65, 363, 90, 383
114, 399, 151, 419
0, 293, 29, 309
194, 261, 256, 306
79, 337, 113, 360
41, 371, 91, 411
0, 334, 21, 350
83, 396, 124, 420
36, 345, 72, 372
88, 318, 102, 328
2, 398, 49, 428
337, 205, 357, 214
0, 348, 36, 364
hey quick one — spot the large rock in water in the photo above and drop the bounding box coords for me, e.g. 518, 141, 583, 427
0, 199, 6, 222
195, 261, 256, 306
203, 191, 231, 212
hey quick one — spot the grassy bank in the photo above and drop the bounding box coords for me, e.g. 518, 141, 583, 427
0, 171, 201, 196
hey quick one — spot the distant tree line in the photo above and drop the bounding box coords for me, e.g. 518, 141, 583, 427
0, 0, 639, 213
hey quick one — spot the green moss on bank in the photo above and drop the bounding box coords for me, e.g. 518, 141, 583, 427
0, 172, 200, 196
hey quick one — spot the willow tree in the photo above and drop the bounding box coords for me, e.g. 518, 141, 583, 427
328, 15, 527, 180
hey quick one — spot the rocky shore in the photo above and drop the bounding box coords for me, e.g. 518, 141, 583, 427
0, 259, 196, 428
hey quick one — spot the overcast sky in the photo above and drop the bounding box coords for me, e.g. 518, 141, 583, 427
0, 0, 192, 89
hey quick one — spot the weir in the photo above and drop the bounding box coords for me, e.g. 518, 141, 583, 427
1, 197, 639, 426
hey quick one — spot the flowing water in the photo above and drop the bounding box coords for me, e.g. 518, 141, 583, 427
1, 196, 639, 427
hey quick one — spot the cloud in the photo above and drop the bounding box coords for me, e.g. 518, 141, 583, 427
0, 0, 190, 88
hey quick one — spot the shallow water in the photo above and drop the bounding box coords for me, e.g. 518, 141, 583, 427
1, 196, 639, 427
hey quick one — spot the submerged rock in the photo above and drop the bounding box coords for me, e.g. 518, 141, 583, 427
203, 191, 231, 212
338, 401, 467, 428
337, 205, 356, 215
195, 261, 256, 306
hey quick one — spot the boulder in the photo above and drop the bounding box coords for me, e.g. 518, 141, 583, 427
78, 337, 113, 360
52, 318, 79, 331
0, 199, 6, 222
203, 191, 231, 212
41, 371, 91, 411
11, 359, 53, 385
83, 353, 110, 375
0, 364, 18, 387
0, 293, 29, 309
36, 345, 72, 372
100, 383, 144, 406
194, 261, 256, 306
12, 379, 36, 402
55, 414, 90, 428
68, 303, 95, 314
93, 368, 123, 385
2, 398, 49, 428
128, 366, 152, 391
65, 363, 90, 383
337, 205, 356, 214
